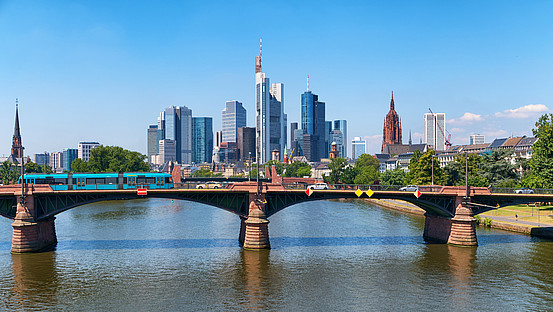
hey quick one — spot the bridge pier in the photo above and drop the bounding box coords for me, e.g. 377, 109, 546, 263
11, 193, 57, 254
424, 202, 477, 247
242, 200, 270, 250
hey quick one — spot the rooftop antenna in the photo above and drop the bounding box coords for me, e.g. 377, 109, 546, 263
307, 75, 309, 92
255, 38, 263, 73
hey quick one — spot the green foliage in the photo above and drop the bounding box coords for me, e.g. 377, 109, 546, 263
71, 146, 149, 173
495, 179, 518, 188
480, 149, 517, 185
380, 168, 405, 185
265, 160, 284, 175
283, 161, 312, 177
326, 157, 349, 184
444, 153, 487, 187
354, 166, 379, 185
528, 114, 553, 188
483, 217, 493, 227
0, 161, 19, 184
191, 168, 213, 177
24, 162, 52, 174
474, 215, 482, 224
405, 149, 443, 185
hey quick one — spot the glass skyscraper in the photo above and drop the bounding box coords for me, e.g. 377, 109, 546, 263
301, 91, 326, 161
222, 101, 246, 143
192, 117, 213, 164
352, 137, 366, 160
62, 148, 78, 172
333, 120, 348, 158
161, 105, 193, 164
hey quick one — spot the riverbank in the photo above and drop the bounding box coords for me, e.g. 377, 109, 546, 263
367, 199, 553, 240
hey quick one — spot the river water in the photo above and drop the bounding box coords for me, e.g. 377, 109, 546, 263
0, 198, 552, 311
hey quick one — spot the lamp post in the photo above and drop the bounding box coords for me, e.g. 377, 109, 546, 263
248, 152, 251, 182
431, 154, 435, 186
465, 152, 470, 199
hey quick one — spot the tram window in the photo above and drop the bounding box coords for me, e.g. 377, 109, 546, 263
106, 177, 117, 184
72, 178, 77, 184
146, 177, 155, 184
123, 178, 127, 184
137, 177, 147, 184
54, 178, 67, 184
165, 177, 173, 183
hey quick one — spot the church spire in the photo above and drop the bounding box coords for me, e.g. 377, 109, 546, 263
11, 99, 23, 159
390, 91, 395, 111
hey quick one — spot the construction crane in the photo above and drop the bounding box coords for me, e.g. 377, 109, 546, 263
428, 108, 452, 148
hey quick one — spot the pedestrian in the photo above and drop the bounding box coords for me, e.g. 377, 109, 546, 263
515, 214, 518, 221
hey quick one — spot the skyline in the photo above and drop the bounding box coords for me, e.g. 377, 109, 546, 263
1, 1, 551, 157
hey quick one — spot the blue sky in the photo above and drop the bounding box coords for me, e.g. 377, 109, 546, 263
0, 0, 551, 157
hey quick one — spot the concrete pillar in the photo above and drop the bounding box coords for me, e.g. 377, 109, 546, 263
448, 204, 478, 246
239, 216, 246, 246
243, 200, 270, 250
11, 194, 57, 253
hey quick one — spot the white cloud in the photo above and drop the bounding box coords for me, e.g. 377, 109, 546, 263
449, 112, 484, 124
495, 104, 549, 119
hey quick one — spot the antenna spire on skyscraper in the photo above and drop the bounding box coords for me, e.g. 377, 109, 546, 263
307, 75, 309, 92
255, 38, 263, 73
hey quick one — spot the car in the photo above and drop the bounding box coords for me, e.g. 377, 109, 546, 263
307, 183, 329, 190
514, 187, 534, 194
399, 185, 418, 192
196, 181, 222, 189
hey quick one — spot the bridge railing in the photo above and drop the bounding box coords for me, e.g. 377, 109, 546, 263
281, 184, 441, 192
491, 187, 553, 195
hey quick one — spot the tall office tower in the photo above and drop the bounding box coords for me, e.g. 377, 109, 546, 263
290, 122, 298, 151
330, 130, 344, 157
237, 127, 256, 162
424, 112, 446, 151
159, 139, 177, 163
255, 39, 286, 163
222, 100, 246, 143
381, 92, 402, 152
164, 105, 193, 164
325, 121, 332, 157
147, 125, 158, 160
192, 117, 213, 164
470, 134, 485, 145
215, 131, 223, 148
333, 120, 347, 158
157, 112, 165, 147
63, 148, 78, 172
300, 77, 326, 161
352, 137, 366, 160
78, 142, 100, 161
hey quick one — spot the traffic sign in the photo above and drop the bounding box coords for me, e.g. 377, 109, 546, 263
306, 188, 313, 196
366, 189, 374, 197
355, 189, 363, 197
414, 190, 422, 198
137, 188, 147, 196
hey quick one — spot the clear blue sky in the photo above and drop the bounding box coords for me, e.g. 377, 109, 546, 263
0, 0, 551, 157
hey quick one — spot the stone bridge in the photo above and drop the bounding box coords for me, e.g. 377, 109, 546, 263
1, 182, 551, 253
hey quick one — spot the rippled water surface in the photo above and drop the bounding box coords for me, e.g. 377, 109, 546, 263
0, 198, 552, 311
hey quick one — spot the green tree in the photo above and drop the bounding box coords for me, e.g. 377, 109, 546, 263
191, 168, 213, 177
480, 149, 517, 186
405, 150, 444, 185
324, 157, 348, 184
0, 161, 19, 184
265, 160, 284, 175
444, 153, 486, 186
72, 146, 149, 173
24, 162, 53, 174
283, 161, 312, 177
380, 168, 405, 185
527, 114, 553, 188
353, 154, 380, 185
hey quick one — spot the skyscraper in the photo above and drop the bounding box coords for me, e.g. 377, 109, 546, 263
78, 142, 100, 161
237, 127, 256, 162
192, 117, 213, 164
255, 39, 286, 163
62, 148, 78, 172
352, 137, 366, 160
222, 100, 246, 143
333, 120, 347, 158
382, 92, 402, 152
300, 78, 326, 162
163, 105, 193, 164
424, 112, 446, 151
147, 125, 158, 160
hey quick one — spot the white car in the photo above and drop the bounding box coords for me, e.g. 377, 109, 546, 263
308, 183, 329, 190
399, 185, 418, 192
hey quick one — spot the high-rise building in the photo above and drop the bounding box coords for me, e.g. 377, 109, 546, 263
222, 101, 246, 143
78, 142, 100, 161
352, 137, 366, 160
50, 152, 63, 173
63, 148, 78, 172
333, 120, 347, 158
325, 121, 332, 157
300, 80, 326, 162
382, 92, 402, 152
163, 105, 193, 164
159, 139, 177, 164
470, 134, 485, 145
237, 127, 256, 162
290, 122, 298, 150
192, 117, 213, 164
330, 130, 344, 157
424, 112, 446, 151
147, 125, 158, 160
255, 39, 286, 163
34, 153, 50, 166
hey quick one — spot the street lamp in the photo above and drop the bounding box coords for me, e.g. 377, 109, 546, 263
248, 152, 251, 182
465, 152, 470, 199
431, 154, 435, 186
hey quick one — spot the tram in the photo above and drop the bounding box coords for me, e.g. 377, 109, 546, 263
18, 172, 174, 190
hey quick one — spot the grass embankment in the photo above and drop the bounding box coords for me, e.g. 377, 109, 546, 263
479, 204, 553, 225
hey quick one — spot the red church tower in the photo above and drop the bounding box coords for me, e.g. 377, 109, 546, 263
381, 92, 402, 152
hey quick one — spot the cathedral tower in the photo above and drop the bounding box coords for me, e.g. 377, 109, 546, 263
381, 92, 402, 152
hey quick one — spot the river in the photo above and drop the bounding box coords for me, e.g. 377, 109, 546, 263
0, 198, 551, 311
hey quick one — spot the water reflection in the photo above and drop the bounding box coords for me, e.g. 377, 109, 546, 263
239, 250, 271, 310
10, 252, 59, 310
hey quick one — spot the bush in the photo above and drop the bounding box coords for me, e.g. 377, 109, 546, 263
474, 215, 481, 224
483, 217, 493, 227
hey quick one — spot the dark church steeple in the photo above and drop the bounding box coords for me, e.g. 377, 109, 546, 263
381, 92, 403, 152
11, 99, 23, 159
